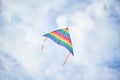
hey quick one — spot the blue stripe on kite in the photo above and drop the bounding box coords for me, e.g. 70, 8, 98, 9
58, 41, 74, 55
43, 34, 60, 43
56, 30, 70, 39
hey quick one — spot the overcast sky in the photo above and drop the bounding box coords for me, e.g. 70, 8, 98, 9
0, 0, 120, 80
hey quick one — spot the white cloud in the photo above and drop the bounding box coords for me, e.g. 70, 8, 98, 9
0, 0, 66, 75
86, 0, 109, 19
0, 0, 120, 80
56, 15, 69, 28
71, 11, 94, 32
56, 0, 119, 80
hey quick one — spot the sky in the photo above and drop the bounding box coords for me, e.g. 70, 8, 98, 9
0, 0, 120, 80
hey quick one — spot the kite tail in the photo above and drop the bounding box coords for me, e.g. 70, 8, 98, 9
63, 52, 70, 65
41, 37, 47, 51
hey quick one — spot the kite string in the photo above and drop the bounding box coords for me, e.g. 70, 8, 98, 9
63, 52, 70, 65
41, 37, 47, 51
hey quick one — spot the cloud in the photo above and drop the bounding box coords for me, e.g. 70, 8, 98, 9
56, 15, 69, 28
0, 51, 33, 80
55, 0, 120, 80
0, 0, 120, 80
0, 0, 66, 75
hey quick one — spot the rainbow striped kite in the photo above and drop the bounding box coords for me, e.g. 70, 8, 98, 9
41, 27, 74, 65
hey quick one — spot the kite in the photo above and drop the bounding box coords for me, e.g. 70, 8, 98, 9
41, 27, 74, 65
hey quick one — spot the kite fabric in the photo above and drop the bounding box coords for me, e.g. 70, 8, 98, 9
41, 27, 74, 65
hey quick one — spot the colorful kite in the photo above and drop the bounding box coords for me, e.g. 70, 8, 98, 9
41, 27, 74, 65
